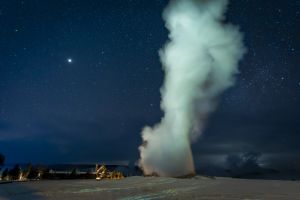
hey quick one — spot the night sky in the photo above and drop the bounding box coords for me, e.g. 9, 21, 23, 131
0, 0, 299, 172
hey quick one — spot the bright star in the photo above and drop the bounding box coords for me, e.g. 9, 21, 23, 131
67, 58, 72, 63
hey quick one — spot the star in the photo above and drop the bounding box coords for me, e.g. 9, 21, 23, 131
67, 58, 73, 63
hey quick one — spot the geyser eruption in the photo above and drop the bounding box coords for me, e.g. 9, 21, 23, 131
139, 0, 246, 177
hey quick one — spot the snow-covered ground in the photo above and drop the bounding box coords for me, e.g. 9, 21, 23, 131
0, 176, 299, 200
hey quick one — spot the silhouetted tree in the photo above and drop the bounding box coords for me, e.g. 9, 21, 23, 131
1, 168, 8, 180
28, 165, 39, 179
70, 168, 77, 179
20, 163, 32, 180
35, 165, 49, 179
8, 164, 21, 180
0, 153, 5, 170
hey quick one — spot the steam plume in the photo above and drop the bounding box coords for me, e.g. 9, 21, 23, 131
139, 0, 246, 177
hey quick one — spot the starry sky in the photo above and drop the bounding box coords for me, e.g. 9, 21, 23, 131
0, 0, 299, 172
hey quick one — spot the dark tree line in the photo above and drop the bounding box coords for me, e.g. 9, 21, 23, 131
0, 153, 5, 170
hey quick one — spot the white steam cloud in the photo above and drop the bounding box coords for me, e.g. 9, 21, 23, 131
139, 0, 246, 177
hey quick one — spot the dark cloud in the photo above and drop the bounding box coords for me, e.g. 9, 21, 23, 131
226, 152, 261, 171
